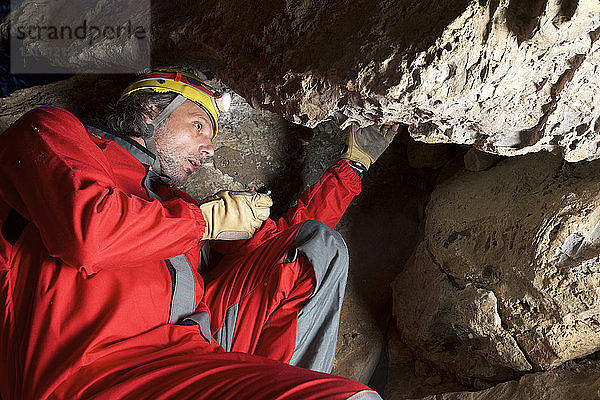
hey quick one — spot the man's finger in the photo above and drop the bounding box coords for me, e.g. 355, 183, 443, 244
254, 193, 273, 208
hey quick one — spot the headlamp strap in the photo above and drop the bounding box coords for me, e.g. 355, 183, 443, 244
151, 94, 186, 128
143, 94, 186, 180
143, 124, 163, 175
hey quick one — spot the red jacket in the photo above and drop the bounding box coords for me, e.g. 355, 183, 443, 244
0, 106, 361, 399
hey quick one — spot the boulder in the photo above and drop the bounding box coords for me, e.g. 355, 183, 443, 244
393, 151, 600, 382
416, 358, 600, 400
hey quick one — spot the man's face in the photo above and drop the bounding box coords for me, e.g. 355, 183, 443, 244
153, 100, 215, 186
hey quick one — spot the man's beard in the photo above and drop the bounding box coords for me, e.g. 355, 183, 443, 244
157, 151, 190, 187
153, 124, 210, 187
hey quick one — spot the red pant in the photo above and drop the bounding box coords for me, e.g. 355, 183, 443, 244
205, 220, 316, 359
52, 222, 377, 400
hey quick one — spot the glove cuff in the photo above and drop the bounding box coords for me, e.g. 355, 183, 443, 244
343, 159, 366, 180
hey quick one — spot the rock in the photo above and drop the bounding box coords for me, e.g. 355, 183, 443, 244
393, 151, 600, 381
424, 374, 443, 386
5, 1, 600, 160
3, 0, 150, 74
416, 358, 600, 400
384, 328, 467, 399
392, 243, 527, 383
185, 90, 306, 218
154, 0, 600, 161
299, 120, 346, 189
463, 148, 500, 171
332, 280, 384, 385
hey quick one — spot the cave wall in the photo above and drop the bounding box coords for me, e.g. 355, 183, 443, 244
153, 0, 600, 161
4, 0, 600, 160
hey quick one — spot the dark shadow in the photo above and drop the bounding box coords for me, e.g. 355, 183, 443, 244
558, 0, 578, 22
263, 121, 308, 220
153, 0, 472, 97
368, 337, 389, 394
505, 0, 548, 43
344, 127, 458, 331
69, 74, 132, 122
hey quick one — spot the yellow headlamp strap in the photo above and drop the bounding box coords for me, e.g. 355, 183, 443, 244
119, 71, 229, 138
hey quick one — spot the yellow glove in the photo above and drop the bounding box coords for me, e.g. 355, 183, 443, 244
199, 190, 273, 240
341, 124, 398, 170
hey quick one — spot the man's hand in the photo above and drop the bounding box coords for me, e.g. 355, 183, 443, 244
341, 124, 399, 171
199, 190, 273, 240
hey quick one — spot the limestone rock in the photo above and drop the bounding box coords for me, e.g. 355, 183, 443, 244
393, 151, 600, 381
300, 120, 346, 189
5, 1, 600, 161
160, 0, 600, 162
392, 243, 528, 383
184, 90, 307, 218
416, 358, 600, 400
157, 0, 600, 162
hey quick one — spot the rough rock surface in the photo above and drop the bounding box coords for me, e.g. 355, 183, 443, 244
384, 328, 468, 399
417, 358, 600, 400
155, 0, 600, 162
393, 151, 600, 383
4, 1, 600, 161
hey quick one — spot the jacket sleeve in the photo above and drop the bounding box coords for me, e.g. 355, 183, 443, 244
0, 106, 206, 274
277, 159, 362, 230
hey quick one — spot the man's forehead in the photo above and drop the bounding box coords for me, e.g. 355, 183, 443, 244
172, 99, 216, 136
178, 99, 210, 117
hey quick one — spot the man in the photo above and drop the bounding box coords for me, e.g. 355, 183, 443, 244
0, 68, 396, 399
